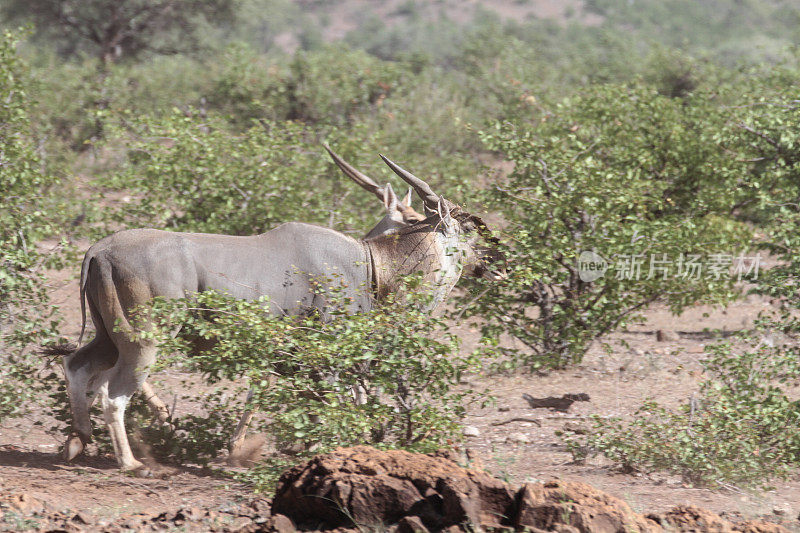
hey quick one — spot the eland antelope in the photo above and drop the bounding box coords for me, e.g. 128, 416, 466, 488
120, 145, 427, 449
61, 149, 499, 472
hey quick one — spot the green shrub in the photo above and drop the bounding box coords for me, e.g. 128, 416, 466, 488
204, 44, 291, 127
0, 30, 62, 420
583, 0, 799, 64
28, 51, 217, 162
561, 67, 800, 489
128, 281, 481, 489
203, 44, 410, 127
2, 0, 234, 64
725, 65, 800, 250
102, 106, 481, 237
104, 113, 385, 234
27, 57, 105, 154
459, 83, 752, 369
284, 45, 406, 125
727, 63, 800, 333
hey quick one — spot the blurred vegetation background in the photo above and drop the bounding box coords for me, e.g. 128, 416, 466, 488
2, 0, 800, 488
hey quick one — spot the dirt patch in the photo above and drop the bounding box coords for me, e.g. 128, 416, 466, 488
453, 294, 800, 526
0, 444, 256, 525
0, 484, 274, 532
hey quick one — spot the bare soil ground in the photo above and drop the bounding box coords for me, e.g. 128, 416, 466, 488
462, 297, 800, 525
2, 245, 800, 531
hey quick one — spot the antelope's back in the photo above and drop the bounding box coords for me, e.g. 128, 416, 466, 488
85, 224, 372, 319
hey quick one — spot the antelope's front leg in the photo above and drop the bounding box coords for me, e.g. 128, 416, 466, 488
228, 389, 256, 464
140, 381, 172, 427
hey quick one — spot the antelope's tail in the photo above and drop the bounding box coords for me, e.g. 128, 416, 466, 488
77, 250, 95, 346
40, 343, 77, 357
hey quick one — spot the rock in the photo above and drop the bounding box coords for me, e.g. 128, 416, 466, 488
243, 498, 273, 527
462, 425, 481, 437
465, 448, 484, 471
185, 506, 205, 521
772, 503, 792, 517
271, 445, 516, 530
507, 432, 531, 444
648, 505, 733, 531
656, 330, 679, 342
648, 505, 789, 533
232, 523, 262, 533
522, 393, 590, 412
738, 522, 791, 533
268, 514, 296, 533
395, 515, 429, 533
515, 480, 659, 533
71, 511, 92, 524
563, 422, 589, 435
7, 493, 44, 514
429, 448, 461, 462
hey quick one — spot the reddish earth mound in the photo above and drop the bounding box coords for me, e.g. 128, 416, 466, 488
271, 446, 788, 533
648, 506, 789, 533
272, 445, 515, 529
515, 479, 657, 532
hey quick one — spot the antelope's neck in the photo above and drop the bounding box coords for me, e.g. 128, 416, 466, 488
364, 229, 464, 308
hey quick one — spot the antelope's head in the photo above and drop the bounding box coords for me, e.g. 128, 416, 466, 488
378, 154, 504, 282
324, 144, 425, 239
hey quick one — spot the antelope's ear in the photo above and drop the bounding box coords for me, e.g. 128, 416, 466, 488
401, 187, 413, 208
383, 183, 399, 213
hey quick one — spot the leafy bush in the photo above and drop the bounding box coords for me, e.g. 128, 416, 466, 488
284, 45, 406, 125
103, 106, 480, 238
726, 66, 800, 295
104, 113, 386, 234
204, 44, 417, 129
27, 51, 218, 164
458, 83, 752, 369
2, 0, 235, 64
560, 69, 800, 489
0, 30, 62, 420
204, 44, 291, 127
126, 281, 479, 488
566, 320, 800, 488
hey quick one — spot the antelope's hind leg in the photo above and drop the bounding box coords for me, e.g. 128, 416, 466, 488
62, 336, 118, 461
98, 343, 157, 472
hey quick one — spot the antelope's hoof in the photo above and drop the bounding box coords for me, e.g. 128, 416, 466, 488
228, 435, 265, 468
63, 433, 87, 462
132, 466, 153, 478
121, 460, 151, 478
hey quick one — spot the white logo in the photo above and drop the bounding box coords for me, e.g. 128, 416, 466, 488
577, 251, 607, 282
